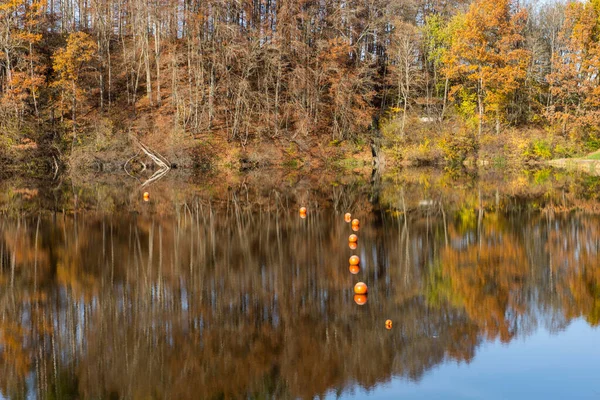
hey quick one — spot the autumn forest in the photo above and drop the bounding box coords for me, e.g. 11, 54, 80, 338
4, 0, 600, 398
2, 0, 600, 172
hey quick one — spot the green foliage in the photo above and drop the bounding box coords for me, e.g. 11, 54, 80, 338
379, 108, 403, 135
425, 260, 464, 309
583, 282, 600, 326
380, 107, 450, 166
585, 151, 600, 160
492, 155, 507, 169
532, 140, 552, 160
439, 130, 478, 166
457, 206, 477, 231
533, 168, 552, 184
46, 370, 79, 400
521, 139, 552, 160
333, 157, 363, 169
403, 138, 444, 166
554, 143, 577, 158
353, 136, 367, 148
284, 142, 298, 157
0, 132, 14, 151
454, 88, 477, 121
423, 15, 453, 92
583, 134, 600, 153
281, 158, 301, 168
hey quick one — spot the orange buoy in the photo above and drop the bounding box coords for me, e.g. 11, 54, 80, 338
143, 192, 150, 202
349, 255, 360, 265
351, 225, 359, 232
351, 219, 360, 227
354, 282, 368, 295
349, 234, 358, 243
354, 294, 368, 305
349, 242, 358, 250
299, 207, 307, 218
385, 319, 393, 330
344, 213, 352, 223
349, 265, 360, 274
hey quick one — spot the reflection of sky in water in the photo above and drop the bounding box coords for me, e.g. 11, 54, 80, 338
336, 320, 600, 399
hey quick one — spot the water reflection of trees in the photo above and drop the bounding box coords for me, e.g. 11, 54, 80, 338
0, 171, 599, 398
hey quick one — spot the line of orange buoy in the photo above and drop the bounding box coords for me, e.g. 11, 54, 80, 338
344, 214, 390, 329
348, 217, 358, 249
346, 213, 367, 304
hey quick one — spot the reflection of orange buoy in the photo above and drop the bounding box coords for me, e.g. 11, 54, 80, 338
351, 225, 359, 232
352, 219, 359, 227
344, 213, 352, 223
349, 255, 360, 265
354, 282, 368, 294
349, 242, 358, 250
349, 265, 360, 274
349, 234, 358, 243
143, 192, 150, 202
385, 319, 392, 329
354, 294, 367, 305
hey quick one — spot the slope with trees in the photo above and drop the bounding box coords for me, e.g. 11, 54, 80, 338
0, 0, 598, 173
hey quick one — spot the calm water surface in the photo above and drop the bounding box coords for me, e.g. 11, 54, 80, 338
0, 168, 599, 399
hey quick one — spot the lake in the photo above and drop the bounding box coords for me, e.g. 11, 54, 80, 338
0, 167, 599, 399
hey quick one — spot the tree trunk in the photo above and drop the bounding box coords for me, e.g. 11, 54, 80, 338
274, 54, 282, 137
154, 20, 161, 106
107, 37, 112, 108
29, 42, 39, 118
441, 76, 449, 121
71, 80, 77, 150
144, 29, 152, 106
209, 64, 215, 128
495, 111, 500, 135
477, 84, 483, 137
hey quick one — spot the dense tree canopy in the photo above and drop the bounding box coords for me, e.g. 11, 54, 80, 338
0, 0, 598, 167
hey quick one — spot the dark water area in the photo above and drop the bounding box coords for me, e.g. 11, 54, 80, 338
0, 168, 599, 399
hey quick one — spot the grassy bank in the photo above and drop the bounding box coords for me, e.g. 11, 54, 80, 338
378, 113, 598, 171
547, 150, 600, 176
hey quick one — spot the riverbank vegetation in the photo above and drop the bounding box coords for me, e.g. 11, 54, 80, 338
1, 0, 600, 174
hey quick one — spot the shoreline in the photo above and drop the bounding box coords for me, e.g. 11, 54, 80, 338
547, 156, 600, 176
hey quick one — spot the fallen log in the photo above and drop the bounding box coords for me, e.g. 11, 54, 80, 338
123, 139, 171, 187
